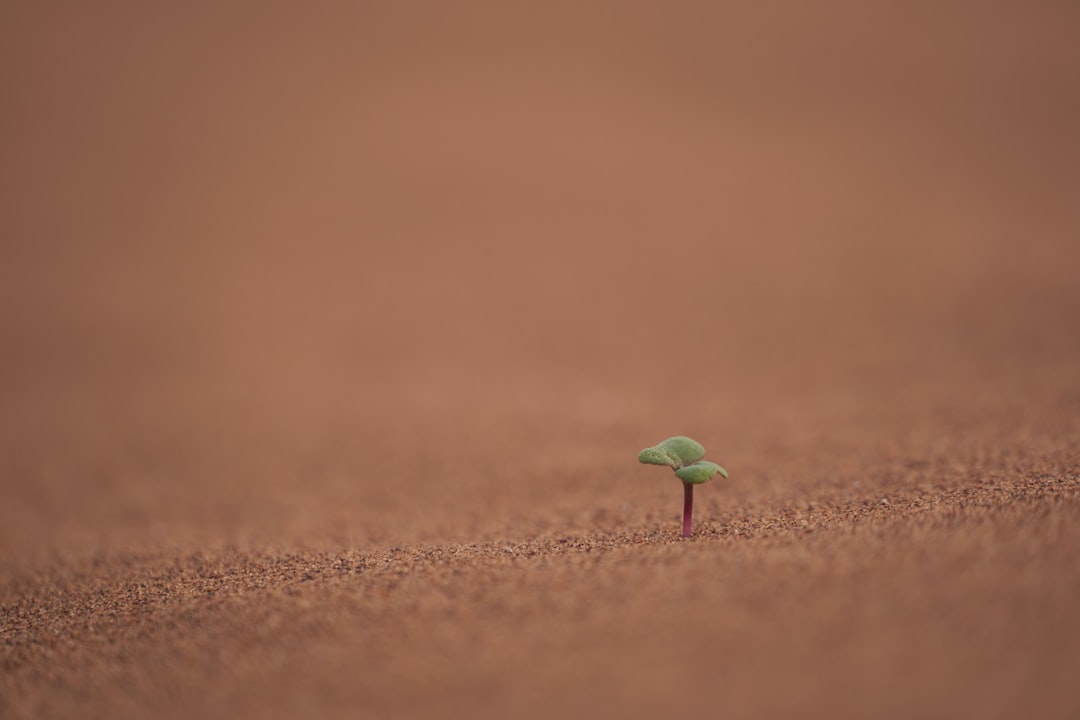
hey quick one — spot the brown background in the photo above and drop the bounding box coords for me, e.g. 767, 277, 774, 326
2, 2, 1079, 718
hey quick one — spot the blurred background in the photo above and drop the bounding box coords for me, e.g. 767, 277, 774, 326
1, 1, 1078, 558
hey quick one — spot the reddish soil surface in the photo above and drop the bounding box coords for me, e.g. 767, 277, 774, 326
2, 3, 1079, 719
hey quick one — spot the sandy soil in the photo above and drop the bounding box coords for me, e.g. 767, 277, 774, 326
2, 3, 1079, 718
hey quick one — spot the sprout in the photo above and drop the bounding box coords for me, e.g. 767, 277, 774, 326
638, 436, 728, 537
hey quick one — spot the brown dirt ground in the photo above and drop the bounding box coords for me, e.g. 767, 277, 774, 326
2, 3, 1079, 719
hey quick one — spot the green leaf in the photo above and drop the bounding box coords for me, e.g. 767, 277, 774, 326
674, 461, 727, 484
638, 447, 677, 467
656, 436, 706, 467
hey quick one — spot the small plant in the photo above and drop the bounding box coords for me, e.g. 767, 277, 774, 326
638, 436, 728, 538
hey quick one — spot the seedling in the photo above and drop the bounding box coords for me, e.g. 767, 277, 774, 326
638, 436, 728, 538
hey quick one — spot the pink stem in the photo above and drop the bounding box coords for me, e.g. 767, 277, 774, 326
682, 482, 693, 537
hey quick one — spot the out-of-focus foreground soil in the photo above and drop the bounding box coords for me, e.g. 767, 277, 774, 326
2, 3, 1079, 718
